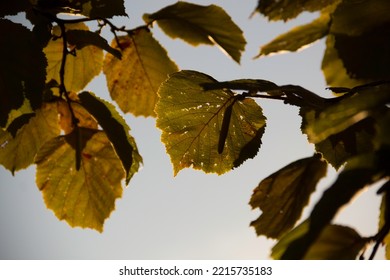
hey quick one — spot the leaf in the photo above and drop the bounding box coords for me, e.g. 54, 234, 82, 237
156, 70, 266, 175
201, 79, 280, 94
272, 221, 368, 259
253, 0, 340, 21
0, 19, 46, 127
378, 181, 390, 260
0, 0, 30, 17
103, 29, 178, 117
35, 130, 125, 232
0, 103, 60, 174
67, 29, 122, 59
257, 13, 330, 57
250, 154, 327, 239
143, 2, 246, 63
281, 152, 389, 259
305, 83, 390, 144
34, 0, 127, 18
78, 91, 142, 184
43, 23, 103, 93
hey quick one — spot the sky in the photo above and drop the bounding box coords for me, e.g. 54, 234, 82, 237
0, 0, 385, 259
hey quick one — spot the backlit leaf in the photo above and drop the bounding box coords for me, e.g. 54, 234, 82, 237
272, 221, 368, 259
103, 29, 178, 117
253, 0, 340, 21
250, 154, 327, 239
201, 79, 280, 94
156, 70, 266, 175
281, 152, 389, 259
0, 19, 46, 127
143, 2, 246, 63
305, 83, 390, 144
67, 29, 121, 59
257, 13, 330, 57
78, 91, 142, 184
44, 23, 103, 93
35, 130, 125, 232
0, 103, 60, 174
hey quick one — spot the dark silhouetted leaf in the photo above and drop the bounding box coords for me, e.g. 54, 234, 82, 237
0, 103, 60, 174
103, 29, 178, 117
281, 152, 390, 259
202, 79, 280, 94
44, 23, 103, 93
0, 19, 46, 127
35, 130, 125, 232
272, 221, 368, 259
253, 0, 339, 21
67, 29, 122, 59
0, 0, 30, 17
156, 70, 266, 175
143, 2, 246, 63
257, 13, 330, 57
78, 91, 142, 184
250, 154, 327, 239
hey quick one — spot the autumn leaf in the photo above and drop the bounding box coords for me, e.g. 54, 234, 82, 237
156, 70, 266, 175
43, 23, 103, 93
35, 130, 125, 232
250, 154, 327, 239
143, 1, 246, 63
103, 29, 178, 117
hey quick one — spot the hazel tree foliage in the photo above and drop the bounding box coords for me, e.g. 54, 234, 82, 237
0, 0, 389, 259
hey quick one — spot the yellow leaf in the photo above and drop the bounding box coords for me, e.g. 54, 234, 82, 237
104, 29, 178, 117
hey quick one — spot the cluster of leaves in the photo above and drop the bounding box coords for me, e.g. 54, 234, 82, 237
1, 0, 389, 259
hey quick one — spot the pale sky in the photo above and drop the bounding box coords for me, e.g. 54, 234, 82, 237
0, 0, 384, 259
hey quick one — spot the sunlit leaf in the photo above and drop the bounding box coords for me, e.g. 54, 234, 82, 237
78, 91, 142, 184
272, 221, 368, 259
103, 29, 178, 117
35, 130, 125, 232
0, 103, 60, 174
156, 70, 266, 175
253, 0, 340, 21
67, 29, 121, 59
143, 2, 246, 63
305, 83, 390, 144
0, 19, 46, 127
281, 152, 389, 259
257, 13, 330, 57
34, 0, 127, 18
44, 23, 103, 93
250, 154, 327, 239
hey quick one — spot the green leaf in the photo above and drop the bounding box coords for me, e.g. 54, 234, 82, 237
305, 83, 390, 144
281, 152, 389, 259
201, 79, 280, 94
34, 0, 127, 18
257, 13, 330, 57
67, 29, 122, 59
35, 130, 125, 232
0, 19, 46, 127
250, 154, 327, 239
78, 91, 142, 184
103, 29, 178, 117
0, 103, 60, 174
156, 70, 266, 175
43, 23, 103, 93
143, 2, 246, 63
272, 221, 368, 259
253, 0, 340, 21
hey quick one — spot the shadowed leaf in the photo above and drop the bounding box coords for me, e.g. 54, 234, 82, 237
143, 1, 246, 63
0, 0, 30, 17
0, 103, 60, 174
0, 19, 46, 127
156, 70, 266, 175
250, 154, 327, 239
78, 91, 142, 184
43, 23, 103, 93
272, 221, 368, 259
103, 29, 178, 117
35, 130, 125, 232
